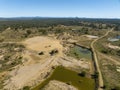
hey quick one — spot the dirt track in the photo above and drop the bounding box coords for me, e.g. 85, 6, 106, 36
91, 29, 113, 90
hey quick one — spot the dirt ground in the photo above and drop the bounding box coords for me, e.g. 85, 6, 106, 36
3, 36, 90, 90
23, 36, 63, 57
107, 43, 120, 50
42, 80, 78, 90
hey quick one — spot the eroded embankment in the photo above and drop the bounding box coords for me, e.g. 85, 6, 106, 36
3, 36, 93, 90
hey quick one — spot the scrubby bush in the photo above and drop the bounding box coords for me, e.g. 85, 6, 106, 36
91, 72, 99, 79
49, 49, 58, 56
38, 51, 44, 55
78, 71, 86, 77
23, 86, 30, 90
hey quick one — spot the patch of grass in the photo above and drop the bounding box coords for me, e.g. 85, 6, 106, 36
98, 58, 120, 90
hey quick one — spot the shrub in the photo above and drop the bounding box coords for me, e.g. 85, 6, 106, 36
23, 86, 30, 90
91, 72, 99, 79
38, 51, 44, 55
78, 71, 86, 77
49, 49, 58, 56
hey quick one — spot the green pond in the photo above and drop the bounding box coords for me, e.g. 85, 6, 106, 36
68, 46, 92, 60
33, 66, 95, 90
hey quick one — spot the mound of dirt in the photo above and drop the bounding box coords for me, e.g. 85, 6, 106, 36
42, 80, 78, 90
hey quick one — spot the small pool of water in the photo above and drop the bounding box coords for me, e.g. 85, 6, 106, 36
68, 46, 92, 60
32, 66, 95, 90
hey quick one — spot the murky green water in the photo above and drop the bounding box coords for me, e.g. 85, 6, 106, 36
33, 66, 95, 90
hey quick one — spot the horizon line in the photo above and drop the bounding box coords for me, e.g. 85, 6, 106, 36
0, 16, 120, 19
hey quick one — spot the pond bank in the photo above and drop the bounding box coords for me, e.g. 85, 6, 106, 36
32, 66, 95, 90
68, 43, 98, 90
32, 43, 97, 90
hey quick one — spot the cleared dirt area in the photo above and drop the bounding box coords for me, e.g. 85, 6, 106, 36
23, 36, 63, 57
3, 36, 90, 90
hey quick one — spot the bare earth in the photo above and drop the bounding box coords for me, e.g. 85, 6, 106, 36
4, 36, 90, 90
42, 80, 78, 90
23, 36, 63, 57
107, 43, 120, 50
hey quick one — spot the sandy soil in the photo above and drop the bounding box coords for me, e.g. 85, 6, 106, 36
81, 35, 98, 40
107, 43, 120, 50
3, 36, 90, 90
4, 57, 58, 90
42, 80, 78, 90
58, 56, 90, 70
23, 36, 63, 56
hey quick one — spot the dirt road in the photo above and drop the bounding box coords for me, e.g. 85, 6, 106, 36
91, 29, 113, 90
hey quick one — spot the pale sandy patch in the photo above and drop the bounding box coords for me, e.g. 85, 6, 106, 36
43, 80, 78, 90
107, 43, 120, 50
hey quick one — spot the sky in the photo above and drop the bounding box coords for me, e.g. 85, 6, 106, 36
0, 0, 120, 18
